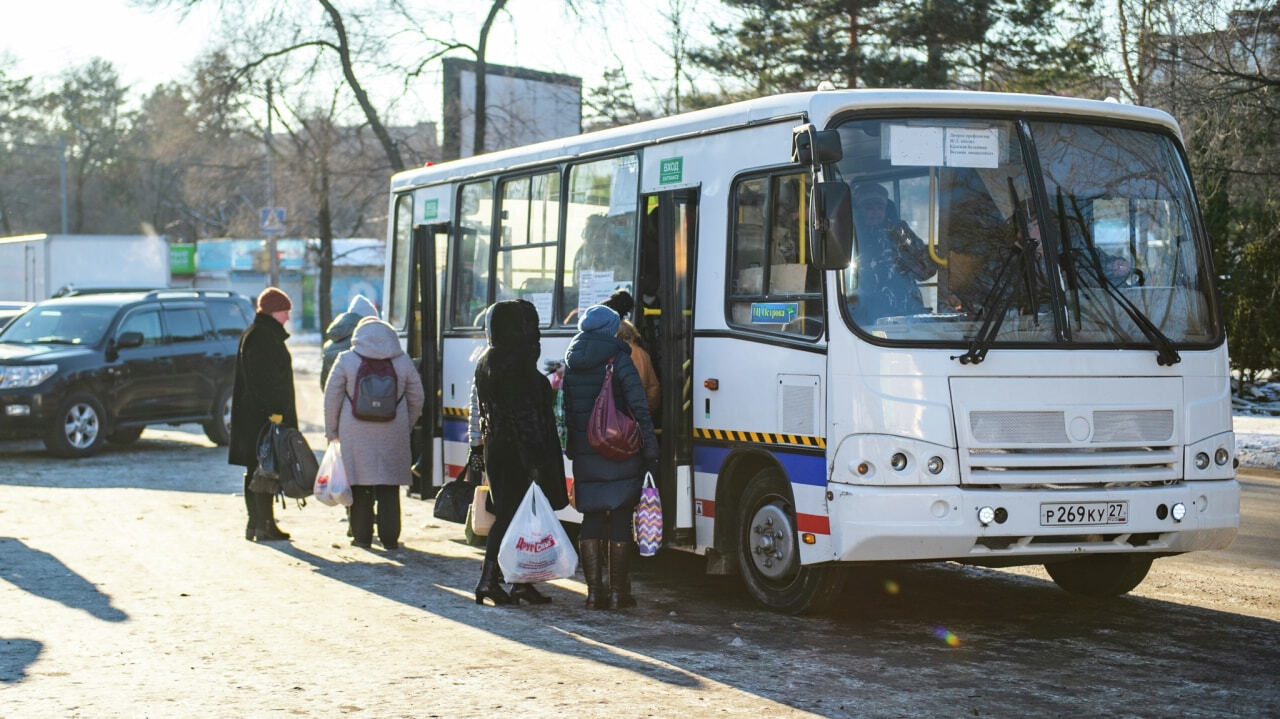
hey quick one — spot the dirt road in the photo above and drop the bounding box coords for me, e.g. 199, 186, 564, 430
1, 342, 1276, 717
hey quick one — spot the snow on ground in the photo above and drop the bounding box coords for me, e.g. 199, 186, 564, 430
289, 335, 1280, 471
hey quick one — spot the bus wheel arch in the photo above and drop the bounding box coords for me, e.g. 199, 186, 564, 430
729, 462, 846, 614
713, 449, 778, 568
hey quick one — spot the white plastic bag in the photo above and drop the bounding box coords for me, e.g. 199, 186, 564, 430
497, 482, 579, 583
314, 441, 353, 507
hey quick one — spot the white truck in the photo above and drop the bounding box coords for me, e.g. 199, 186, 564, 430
0, 234, 171, 301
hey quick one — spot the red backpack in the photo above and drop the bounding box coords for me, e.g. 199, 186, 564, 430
349, 354, 400, 422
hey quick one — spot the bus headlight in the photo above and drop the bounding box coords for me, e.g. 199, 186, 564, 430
927, 456, 944, 474
1171, 502, 1186, 522
1214, 448, 1229, 466
890, 453, 908, 471
1194, 452, 1210, 470
977, 506, 996, 525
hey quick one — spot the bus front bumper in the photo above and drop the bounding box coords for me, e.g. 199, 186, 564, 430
825, 480, 1240, 564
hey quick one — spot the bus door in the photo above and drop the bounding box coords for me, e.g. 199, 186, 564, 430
409, 222, 449, 497
639, 189, 698, 545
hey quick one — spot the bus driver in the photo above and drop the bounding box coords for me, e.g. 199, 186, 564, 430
848, 182, 938, 325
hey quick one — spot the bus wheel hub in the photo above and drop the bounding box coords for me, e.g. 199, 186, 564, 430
749, 504, 795, 580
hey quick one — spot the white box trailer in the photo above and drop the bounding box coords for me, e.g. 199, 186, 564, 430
0, 234, 171, 301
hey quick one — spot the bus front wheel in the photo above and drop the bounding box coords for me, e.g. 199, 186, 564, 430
1044, 554, 1153, 597
736, 467, 844, 614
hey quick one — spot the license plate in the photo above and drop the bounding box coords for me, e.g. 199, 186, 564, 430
1039, 501, 1128, 526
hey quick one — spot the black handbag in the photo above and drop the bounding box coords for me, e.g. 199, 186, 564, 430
433, 466, 478, 524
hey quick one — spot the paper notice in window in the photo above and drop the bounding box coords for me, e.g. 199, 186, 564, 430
527, 292, 553, 326
577, 270, 616, 313
945, 128, 1000, 168
889, 126, 945, 166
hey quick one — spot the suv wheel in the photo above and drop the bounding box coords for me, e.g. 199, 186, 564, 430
44, 393, 107, 458
203, 386, 234, 446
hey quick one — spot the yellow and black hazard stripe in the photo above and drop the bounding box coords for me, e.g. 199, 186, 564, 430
442, 406, 468, 419
693, 427, 826, 450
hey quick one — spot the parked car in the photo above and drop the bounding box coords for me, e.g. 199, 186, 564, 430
0, 302, 31, 330
0, 290, 254, 457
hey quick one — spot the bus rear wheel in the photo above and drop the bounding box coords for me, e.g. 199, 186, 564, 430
736, 467, 844, 614
1044, 554, 1153, 598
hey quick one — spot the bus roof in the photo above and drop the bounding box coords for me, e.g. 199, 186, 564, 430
391, 89, 1181, 191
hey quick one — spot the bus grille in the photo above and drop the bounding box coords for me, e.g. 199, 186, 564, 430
962, 409, 1179, 485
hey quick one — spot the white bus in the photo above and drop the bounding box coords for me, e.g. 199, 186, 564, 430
385, 89, 1239, 613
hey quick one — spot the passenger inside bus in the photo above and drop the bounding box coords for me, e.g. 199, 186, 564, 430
848, 182, 938, 325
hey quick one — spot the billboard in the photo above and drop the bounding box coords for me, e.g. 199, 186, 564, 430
442, 57, 581, 160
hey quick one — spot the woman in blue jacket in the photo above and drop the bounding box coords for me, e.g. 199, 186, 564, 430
562, 305, 659, 609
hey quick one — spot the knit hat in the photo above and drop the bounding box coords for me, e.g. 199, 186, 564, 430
257, 287, 292, 314
602, 289, 634, 319
578, 304, 620, 335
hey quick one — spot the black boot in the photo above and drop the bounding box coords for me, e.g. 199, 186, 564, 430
509, 583, 552, 605
609, 540, 636, 609
255, 492, 289, 541
244, 473, 260, 540
580, 539, 608, 610
474, 559, 511, 606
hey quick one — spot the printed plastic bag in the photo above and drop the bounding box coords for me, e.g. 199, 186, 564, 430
633, 472, 662, 556
497, 482, 579, 583
314, 441, 353, 507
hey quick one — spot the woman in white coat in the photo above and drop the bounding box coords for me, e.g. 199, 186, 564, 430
323, 317, 425, 549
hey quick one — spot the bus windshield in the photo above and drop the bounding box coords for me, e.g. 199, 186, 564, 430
835, 116, 1217, 349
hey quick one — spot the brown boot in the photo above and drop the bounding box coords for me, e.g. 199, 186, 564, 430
579, 539, 608, 610
608, 540, 636, 609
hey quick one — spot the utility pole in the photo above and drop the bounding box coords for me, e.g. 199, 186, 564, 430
59, 136, 67, 234
266, 80, 279, 288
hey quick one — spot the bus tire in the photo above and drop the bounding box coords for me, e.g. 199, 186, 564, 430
736, 467, 844, 614
1044, 554, 1153, 598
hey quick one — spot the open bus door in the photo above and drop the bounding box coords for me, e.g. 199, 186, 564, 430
408, 222, 449, 498
639, 189, 698, 545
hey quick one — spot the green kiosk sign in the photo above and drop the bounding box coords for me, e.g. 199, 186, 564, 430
169, 245, 196, 276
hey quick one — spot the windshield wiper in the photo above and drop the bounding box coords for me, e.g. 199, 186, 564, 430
956, 180, 1041, 365
1066, 248, 1181, 366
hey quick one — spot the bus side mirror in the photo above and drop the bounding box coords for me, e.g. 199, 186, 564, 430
808, 182, 854, 270
791, 124, 842, 165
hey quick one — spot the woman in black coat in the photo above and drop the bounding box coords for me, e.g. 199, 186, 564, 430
228, 288, 299, 542
562, 304, 659, 609
472, 299, 568, 606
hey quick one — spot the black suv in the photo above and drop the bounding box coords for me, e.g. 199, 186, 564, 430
0, 290, 254, 457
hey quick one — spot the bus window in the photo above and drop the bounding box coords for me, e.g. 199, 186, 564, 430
560, 154, 638, 325
388, 194, 413, 330
451, 180, 493, 327
727, 171, 823, 338
496, 171, 560, 325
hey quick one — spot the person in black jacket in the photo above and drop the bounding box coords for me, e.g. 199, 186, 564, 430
472, 299, 568, 606
562, 304, 659, 609
228, 287, 299, 542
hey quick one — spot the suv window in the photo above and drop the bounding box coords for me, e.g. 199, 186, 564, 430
207, 300, 250, 339
163, 307, 209, 343
116, 308, 163, 346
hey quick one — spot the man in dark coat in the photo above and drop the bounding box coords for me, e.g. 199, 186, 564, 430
229, 287, 299, 541
562, 304, 659, 609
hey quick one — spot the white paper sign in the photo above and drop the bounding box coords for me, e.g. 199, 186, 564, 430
526, 292, 553, 326
576, 270, 617, 313
945, 128, 1000, 168
889, 126, 945, 166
